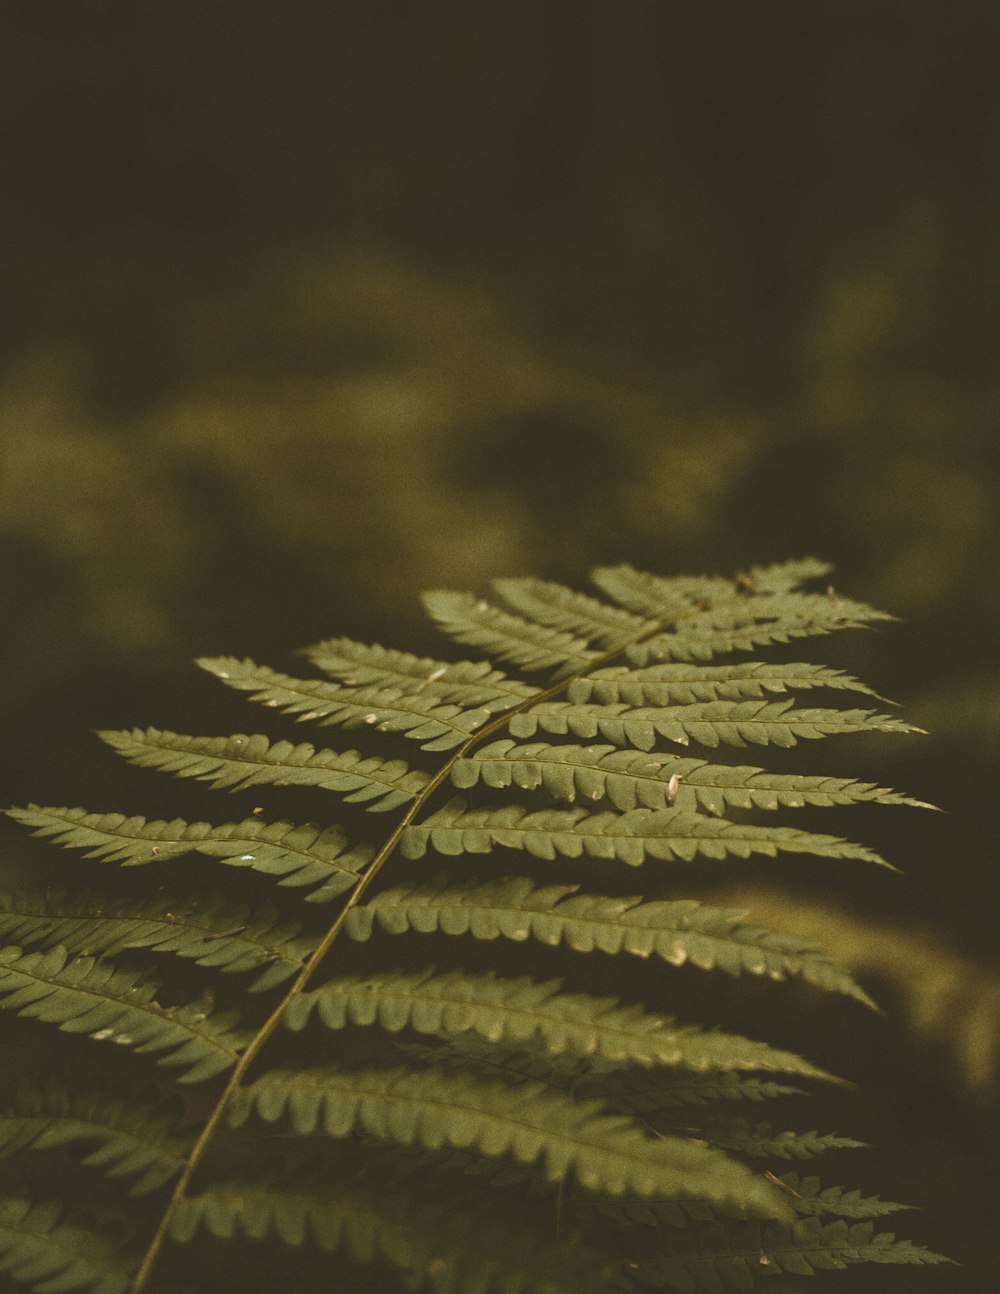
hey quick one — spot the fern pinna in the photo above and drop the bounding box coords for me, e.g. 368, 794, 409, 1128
1, 560, 950, 1293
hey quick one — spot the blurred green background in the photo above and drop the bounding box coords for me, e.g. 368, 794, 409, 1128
1, 2, 998, 1288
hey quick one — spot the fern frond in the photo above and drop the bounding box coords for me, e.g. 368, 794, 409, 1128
6, 805, 373, 903
99, 727, 430, 811
578, 1067, 804, 1115
776, 1173, 915, 1220
574, 1171, 914, 1233
2, 559, 943, 1290
508, 697, 919, 750
0, 1193, 135, 1294
197, 656, 493, 751
303, 636, 538, 711
0, 945, 247, 1081
422, 590, 602, 673
591, 562, 894, 666
401, 800, 890, 868
625, 609, 889, 667
633, 615, 892, 669
743, 559, 835, 593
393, 1038, 804, 1122
588, 565, 735, 619
0, 887, 315, 991
227, 1064, 787, 1213
283, 967, 833, 1078
171, 1160, 625, 1294
0, 1078, 190, 1195
633, 1217, 950, 1291
692, 1117, 866, 1160
592, 562, 874, 624
569, 661, 882, 706
491, 577, 655, 647
344, 876, 874, 1005
454, 741, 930, 813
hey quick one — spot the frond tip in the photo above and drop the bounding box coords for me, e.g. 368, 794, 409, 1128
634, 1217, 952, 1290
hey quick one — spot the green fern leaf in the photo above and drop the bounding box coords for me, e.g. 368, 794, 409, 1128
0, 945, 248, 1081
592, 561, 876, 626
0, 1192, 135, 1294
99, 726, 430, 811
570, 1170, 914, 1232
344, 875, 874, 1005
171, 1160, 625, 1294
508, 697, 919, 750
634, 1217, 951, 1291
588, 565, 736, 620
304, 636, 538, 710
0, 1078, 190, 1195
0, 886, 315, 991
578, 1067, 804, 1115
422, 590, 601, 673
776, 1173, 915, 1220
390, 1039, 804, 1128
631, 608, 893, 669
626, 611, 888, 667
591, 563, 894, 667
569, 1169, 910, 1226
401, 799, 890, 868
742, 558, 835, 593
569, 661, 882, 706
492, 577, 655, 647
690, 1116, 866, 1160
228, 1064, 787, 1213
6, 805, 373, 903
453, 741, 929, 813
283, 967, 832, 1078
197, 656, 493, 751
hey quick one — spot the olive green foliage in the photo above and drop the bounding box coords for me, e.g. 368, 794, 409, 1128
1, 561, 949, 1292
3, 225, 997, 749
712, 888, 1000, 1097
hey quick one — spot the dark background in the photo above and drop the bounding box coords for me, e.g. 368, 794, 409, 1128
1, 3, 998, 1290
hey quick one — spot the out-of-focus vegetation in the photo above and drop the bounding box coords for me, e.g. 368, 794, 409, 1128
715, 886, 1000, 1096
4, 215, 999, 693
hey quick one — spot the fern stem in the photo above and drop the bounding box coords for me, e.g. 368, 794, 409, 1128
128, 622, 673, 1292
